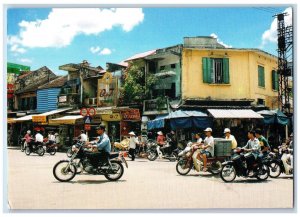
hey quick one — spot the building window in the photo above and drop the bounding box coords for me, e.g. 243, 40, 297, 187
171, 64, 176, 69
202, 58, 230, 84
258, 65, 265, 87
257, 98, 265, 105
272, 70, 279, 91
160, 65, 165, 71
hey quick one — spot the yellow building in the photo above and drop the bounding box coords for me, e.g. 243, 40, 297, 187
182, 45, 279, 110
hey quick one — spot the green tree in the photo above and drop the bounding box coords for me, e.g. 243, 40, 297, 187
119, 62, 157, 105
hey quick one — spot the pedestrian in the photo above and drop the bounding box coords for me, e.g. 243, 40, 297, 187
224, 128, 238, 150
54, 132, 60, 145
128, 132, 140, 161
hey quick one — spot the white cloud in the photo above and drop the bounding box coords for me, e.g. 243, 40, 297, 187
8, 8, 144, 49
260, 7, 292, 48
99, 48, 112, 55
18, 58, 32, 63
10, 44, 26, 54
90, 46, 101, 54
210, 33, 232, 48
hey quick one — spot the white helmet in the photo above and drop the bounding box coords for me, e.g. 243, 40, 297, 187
27, 130, 31, 134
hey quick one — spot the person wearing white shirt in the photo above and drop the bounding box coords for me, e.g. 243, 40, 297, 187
224, 128, 238, 150
79, 130, 88, 142
200, 128, 214, 172
35, 130, 44, 144
128, 132, 140, 161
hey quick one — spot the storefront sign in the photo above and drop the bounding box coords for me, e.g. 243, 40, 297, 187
97, 73, 118, 107
101, 113, 122, 121
32, 116, 47, 123
121, 109, 141, 121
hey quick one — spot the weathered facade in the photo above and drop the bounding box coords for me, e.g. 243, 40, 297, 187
181, 40, 279, 110
58, 60, 104, 109
14, 66, 56, 111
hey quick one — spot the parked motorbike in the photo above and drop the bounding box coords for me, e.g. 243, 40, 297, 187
25, 141, 45, 156
265, 146, 293, 178
220, 148, 269, 182
147, 138, 177, 161
176, 142, 223, 175
53, 144, 128, 182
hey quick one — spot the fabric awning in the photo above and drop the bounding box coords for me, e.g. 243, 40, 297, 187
49, 115, 83, 125
14, 115, 34, 122
257, 109, 289, 125
208, 109, 263, 119
154, 71, 176, 78
147, 110, 212, 130
32, 108, 72, 123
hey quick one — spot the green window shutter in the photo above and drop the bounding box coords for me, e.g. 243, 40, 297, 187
275, 70, 279, 91
202, 58, 212, 83
222, 58, 230, 84
258, 66, 265, 87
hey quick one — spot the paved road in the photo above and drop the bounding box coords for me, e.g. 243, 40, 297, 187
6, 149, 293, 209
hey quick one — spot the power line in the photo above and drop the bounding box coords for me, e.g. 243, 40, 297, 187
252, 7, 276, 14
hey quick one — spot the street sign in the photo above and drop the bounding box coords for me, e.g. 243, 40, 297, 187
84, 116, 92, 124
88, 107, 96, 116
84, 124, 91, 131
80, 108, 88, 116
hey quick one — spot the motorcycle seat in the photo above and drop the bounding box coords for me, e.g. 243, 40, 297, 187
109, 152, 119, 159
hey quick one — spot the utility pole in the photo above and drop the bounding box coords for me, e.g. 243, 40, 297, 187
275, 12, 293, 115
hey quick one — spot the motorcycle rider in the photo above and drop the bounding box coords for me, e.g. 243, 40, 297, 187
242, 130, 260, 174
191, 133, 203, 172
23, 130, 34, 148
128, 132, 140, 161
87, 125, 111, 172
35, 129, 44, 146
199, 128, 214, 172
224, 128, 237, 151
47, 131, 56, 146
255, 128, 270, 159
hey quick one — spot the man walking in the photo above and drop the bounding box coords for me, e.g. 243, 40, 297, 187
128, 132, 140, 161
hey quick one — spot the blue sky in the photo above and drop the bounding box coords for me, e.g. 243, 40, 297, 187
6, 7, 292, 75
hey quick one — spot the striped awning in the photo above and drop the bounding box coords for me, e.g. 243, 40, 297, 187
49, 115, 83, 125
208, 109, 263, 119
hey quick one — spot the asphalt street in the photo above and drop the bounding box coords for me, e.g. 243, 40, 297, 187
6, 148, 294, 210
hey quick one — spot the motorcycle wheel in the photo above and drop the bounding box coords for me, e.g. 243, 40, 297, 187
20, 142, 25, 152
220, 164, 236, 183
66, 148, 73, 158
53, 160, 77, 182
104, 161, 124, 181
210, 161, 222, 175
256, 164, 269, 180
269, 161, 281, 178
147, 150, 158, 161
176, 158, 192, 175
49, 148, 56, 155
25, 147, 31, 155
37, 146, 45, 156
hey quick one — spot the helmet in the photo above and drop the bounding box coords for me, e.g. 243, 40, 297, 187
27, 130, 31, 134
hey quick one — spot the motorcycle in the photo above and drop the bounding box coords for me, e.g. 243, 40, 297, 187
220, 148, 269, 182
66, 138, 81, 157
25, 141, 45, 156
265, 146, 293, 178
19, 137, 27, 152
176, 142, 223, 175
53, 144, 128, 182
147, 138, 177, 161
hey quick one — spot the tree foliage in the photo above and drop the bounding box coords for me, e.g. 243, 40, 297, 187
119, 62, 157, 105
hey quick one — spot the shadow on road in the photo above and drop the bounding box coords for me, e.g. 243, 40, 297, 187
52, 179, 127, 185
